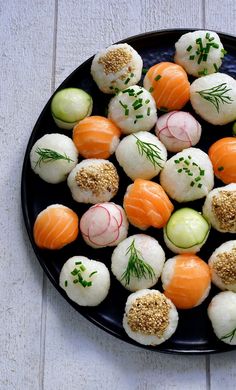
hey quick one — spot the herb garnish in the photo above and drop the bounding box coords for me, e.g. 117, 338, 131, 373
196, 83, 233, 113
221, 327, 236, 342
70, 263, 97, 288
218, 166, 224, 171
34, 147, 74, 168
186, 33, 223, 67
174, 155, 205, 188
121, 239, 155, 285
133, 134, 164, 168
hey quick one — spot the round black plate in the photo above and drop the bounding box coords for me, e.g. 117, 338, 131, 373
21, 29, 236, 354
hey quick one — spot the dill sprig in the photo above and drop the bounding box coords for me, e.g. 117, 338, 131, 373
196, 83, 233, 113
35, 147, 74, 168
121, 239, 155, 286
133, 135, 164, 169
221, 327, 236, 342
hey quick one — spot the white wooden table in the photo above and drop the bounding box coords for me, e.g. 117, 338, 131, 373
1, 1, 236, 388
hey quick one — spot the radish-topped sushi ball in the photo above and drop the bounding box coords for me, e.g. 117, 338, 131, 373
160, 147, 214, 202
208, 241, 236, 292
155, 111, 202, 152
175, 30, 225, 77
91, 43, 143, 94
202, 184, 236, 233
115, 131, 167, 180
208, 291, 236, 345
123, 289, 178, 346
67, 159, 119, 204
60, 256, 110, 306
190, 73, 236, 125
80, 202, 128, 248
30, 134, 78, 184
111, 234, 165, 291
108, 86, 157, 134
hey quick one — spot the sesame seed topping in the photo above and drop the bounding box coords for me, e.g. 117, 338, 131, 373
212, 191, 236, 231
98, 47, 132, 74
214, 247, 236, 285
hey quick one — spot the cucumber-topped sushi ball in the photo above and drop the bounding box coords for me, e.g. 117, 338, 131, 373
108, 86, 157, 134
123, 289, 178, 346
160, 147, 214, 202
202, 184, 236, 233
30, 134, 78, 184
91, 43, 143, 94
51, 88, 93, 129
115, 131, 167, 180
164, 208, 210, 254
111, 234, 165, 292
208, 291, 236, 345
175, 30, 225, 77
208, 241, 236, 292
190, 73, 236, 125
60, 256, 110, 306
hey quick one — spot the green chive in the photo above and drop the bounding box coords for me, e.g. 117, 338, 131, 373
221, 49, 227, 55
212, 43, 219, 49
206, 32, 210, 40
154, 75, 161, 81
130, 73, 134, 77
190, 181, 195, 187
136, 115, 143, 119
200, 169, 205, 176
195, 176, 201, 182
71, 268, 79, 276
209, 36, 215, 42
202, 54, 208, 61
65, 280, 68, 287
184, 159, 190, 166
214, 63, 218, 72
75, 261, 82, 265
179, 157, 184, 161
89, 271, 98, 277
187, 45, 192, 52
145, 99, 150, 104
189, 55, 195, 60
136, 90, 143, 95
174, 159, 179, 164
147, 107, 150, 116
80, 265, 86, 272
218, 166, 224, 171
149, 87, 154, 93
73, 279, 79, 284
177, 169, 182, 173
124, 77, 130, 85
198, 183, 202, 188
125, 108, 129, 116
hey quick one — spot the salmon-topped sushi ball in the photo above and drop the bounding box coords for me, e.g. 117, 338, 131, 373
33, 204, 79, 250
208, 137, 236, 184
143, 62, 190, 111
91, 43, 143, 94
73, 116, 121, 159
162, 254, 211, 309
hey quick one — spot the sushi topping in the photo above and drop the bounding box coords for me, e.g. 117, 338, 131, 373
154, 75, 161, 81
174, 156, 205, 188
133, 135, 164, 169
34, 147, 74, 167
132, 98, 143, 110
65, 280, 68, 287
212, 191, 236, 230
142, 67, 149, 74
75, 163, 119, 196
127, 293, 170, 336
221, 327, 236, 343
214, 248, 236, 285
121, 239, 155, 285
70, 265, 97, 288
119, 100, 129, 116
217, 166, 224, 171
198, 68, 208, 76
196, 83, 233, 113
187, 34, 221, 65
98, 47, 132, 74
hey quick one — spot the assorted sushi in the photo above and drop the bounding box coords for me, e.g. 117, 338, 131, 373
208, 137, 236, 184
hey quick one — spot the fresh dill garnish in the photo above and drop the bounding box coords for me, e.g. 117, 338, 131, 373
221, 327, 236, 342
196, 83, 233, 113
133, 134, 164, 169
34, 147, 73, 168
121, 239, 155, 285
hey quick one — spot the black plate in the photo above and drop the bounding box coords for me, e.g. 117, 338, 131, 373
21, 29, 236, 354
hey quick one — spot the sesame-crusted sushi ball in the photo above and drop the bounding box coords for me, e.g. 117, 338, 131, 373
108, 85, 157, 134
91, 43, 143, 94
60, 256, 110, 306
155, 111, 202, 152
208, 241, 236, 292
67, 159, 119, 204
123, 289, 178, 346
160, 147, 214, 202
202, 184, 236, 233
30, 134, 78, 184
208, 291, 236, 345
111, 234, 165, 292
175, 30, 225, 77
190, 73, 236, 125
115, 131, 167, 180
80, 202, 128, 248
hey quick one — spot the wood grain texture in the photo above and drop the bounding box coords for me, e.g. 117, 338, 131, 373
0, 1, 54, 389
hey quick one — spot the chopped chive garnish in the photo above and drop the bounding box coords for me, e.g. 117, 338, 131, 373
73, 279, 79, 284
149, 87, 154, 93
198, 183, 202, 188
179, 157, 184, 161
109, 86, 114, 90
136, 115, 143, 119
206, 32, 210, 40
136, 90, 143, 95
125, 108, 129, 116
200, 169, 205, 176
198, 68, 208, 76
187, 45, 192, 52
75, 261, 82, 265
202, 54, 208, 61
147, 107, 150, 116
221, 49, 227, 56
189, 55, 195, 60
190, 181, 195, 187
124, 77, 130, 85
214, 63, 218, 72
80, 265, 86, 272
195, 176, 201, 182
212, 43, 219, 49
177, 169, 182, 173
184, 159, 190, 166
65, 280, 68, 287
209, 36, 215, 41
145, 99, 150, 104
218, 166, 224, 171
174, 160, 180, 164
154, 75, 161, 81
89, 271, 98, 278
130, 73, 134, 77
71, 268, 79, 276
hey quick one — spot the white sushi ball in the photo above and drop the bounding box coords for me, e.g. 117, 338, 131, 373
123, 289, 178, 346
111, 234, 165, 291
208, 291, 236, 345
175, 30, 225, 77
59, 256, 110, 306
190, 73, 236, 125
80, 202, 129, 248
108, 85, 157, 134
202, 184, 236, 233
160, 147, 214, 202
91, 43, 143, 94
208, 241, 236, 292
115, 131, 167, 180
67, 159, 119, 204
30, 133, 78, 184
155, 111, 202, 152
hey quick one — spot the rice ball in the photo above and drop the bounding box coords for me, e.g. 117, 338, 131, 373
111, 234, 165, 291
123, 289, 178, 346
30, 133, 78, 184
190, 73, 236, 125
108, 85, 157, 134
175, 30, 225, 77
208, 291, 236, 345
91, 43, 143, 94
115, 131, 167, 180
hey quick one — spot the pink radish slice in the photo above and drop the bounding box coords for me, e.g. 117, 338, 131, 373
88, 215, 120, 246
112, 204, 123, 227
80, 205, 111, 238
167, 112, 193, 143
